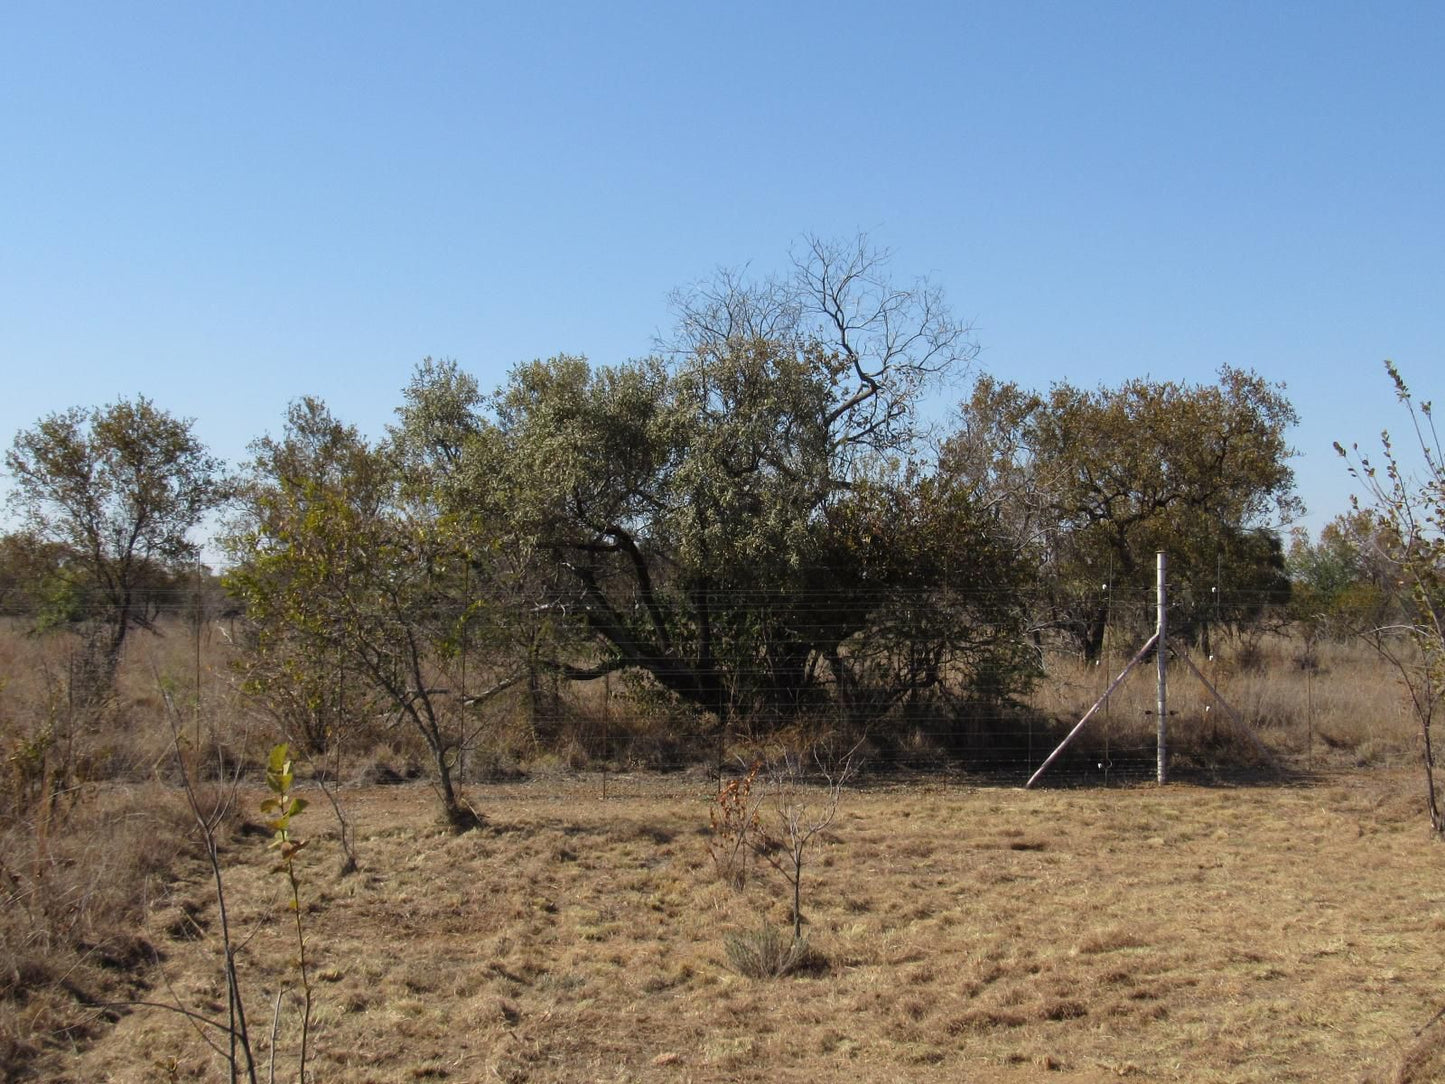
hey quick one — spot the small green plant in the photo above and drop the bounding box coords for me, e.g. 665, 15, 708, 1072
261, 743, 312, 1083
142, 724, 322, 1083
156, 681, 258, 1084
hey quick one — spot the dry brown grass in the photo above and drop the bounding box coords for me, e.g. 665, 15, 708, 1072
0, 781, 219, 1078
4, 621, 1443, 1081
0, 618, 260, 1082
34, 767, 1445, 1083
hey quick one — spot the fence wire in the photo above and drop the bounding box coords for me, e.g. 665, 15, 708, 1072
0, 576, 1413, 789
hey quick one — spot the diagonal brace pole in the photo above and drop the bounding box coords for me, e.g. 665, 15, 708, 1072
1173, 650, 1278, 768
1026, 633, 1159, 789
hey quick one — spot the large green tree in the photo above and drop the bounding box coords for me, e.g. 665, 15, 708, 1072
948, 368, 1300, 660
5, 397, 225, 694
1286, 511, 1402, 650
402, 239, 1030, 737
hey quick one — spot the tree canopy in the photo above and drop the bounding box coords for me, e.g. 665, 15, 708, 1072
225, 397, 520, 828
0, 238, 1316, 799
948, 367, 1300, 659
375, 240, 1029, 740
5, 396, 224, 691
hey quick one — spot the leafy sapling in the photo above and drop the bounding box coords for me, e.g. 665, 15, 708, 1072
261, 744, 313, 1083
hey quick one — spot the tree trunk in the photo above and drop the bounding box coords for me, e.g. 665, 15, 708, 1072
791, 856, 803, 942
409, 687, 479, 832
429, 734, 476, 831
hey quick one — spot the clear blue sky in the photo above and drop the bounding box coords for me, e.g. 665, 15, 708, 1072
3, 1, 1441, 539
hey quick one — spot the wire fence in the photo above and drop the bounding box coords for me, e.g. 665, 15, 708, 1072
0, 575, 1421, 791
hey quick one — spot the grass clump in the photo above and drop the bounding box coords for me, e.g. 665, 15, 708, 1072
724, 924, 817, 979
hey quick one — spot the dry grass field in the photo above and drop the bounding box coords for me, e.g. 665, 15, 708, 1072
6, 620, 1444, 1082
46, 767, 1445, 1084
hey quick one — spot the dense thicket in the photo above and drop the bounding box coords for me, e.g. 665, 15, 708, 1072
221, 241, 1036, 794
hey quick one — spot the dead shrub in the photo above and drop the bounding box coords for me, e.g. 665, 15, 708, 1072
707, 761, 762, 888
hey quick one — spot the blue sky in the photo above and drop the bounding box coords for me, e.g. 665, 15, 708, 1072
3, 2, 1441, 538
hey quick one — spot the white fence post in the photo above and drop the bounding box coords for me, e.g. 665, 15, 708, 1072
1156, 551, 1168, 785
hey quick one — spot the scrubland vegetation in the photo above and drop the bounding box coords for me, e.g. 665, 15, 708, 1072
3, 242, 1443, 1080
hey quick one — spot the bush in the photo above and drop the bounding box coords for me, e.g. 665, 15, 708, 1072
723, 924, 817, 979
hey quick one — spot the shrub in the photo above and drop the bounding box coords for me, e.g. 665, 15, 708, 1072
723, 925, 817, 979
707, 761, 762, 888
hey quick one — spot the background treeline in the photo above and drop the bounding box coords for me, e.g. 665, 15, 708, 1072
0, 240, 1437, 816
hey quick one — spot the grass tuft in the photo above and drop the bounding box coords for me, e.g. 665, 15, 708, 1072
723, 924, 818, 979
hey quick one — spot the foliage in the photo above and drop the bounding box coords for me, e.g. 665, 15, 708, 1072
223, 398, 388, 748
4, 397, 224, 694
708, 760, 763, 888
1286, 512, 1401, 650
225, 397, 515, 830
949, 368, 1300, 659
820, 471, 1038, 730
414, 238, 1026, 737
1338, 361, 1445, 833
0, 531, 83, 622
261, 743, 312, 1082
391, 358, 585, 739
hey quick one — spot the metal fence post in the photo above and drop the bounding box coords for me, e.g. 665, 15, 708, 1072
1157, 551, 1168, 785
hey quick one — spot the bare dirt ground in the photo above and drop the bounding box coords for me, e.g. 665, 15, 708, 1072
55, 768, 1445, 1083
